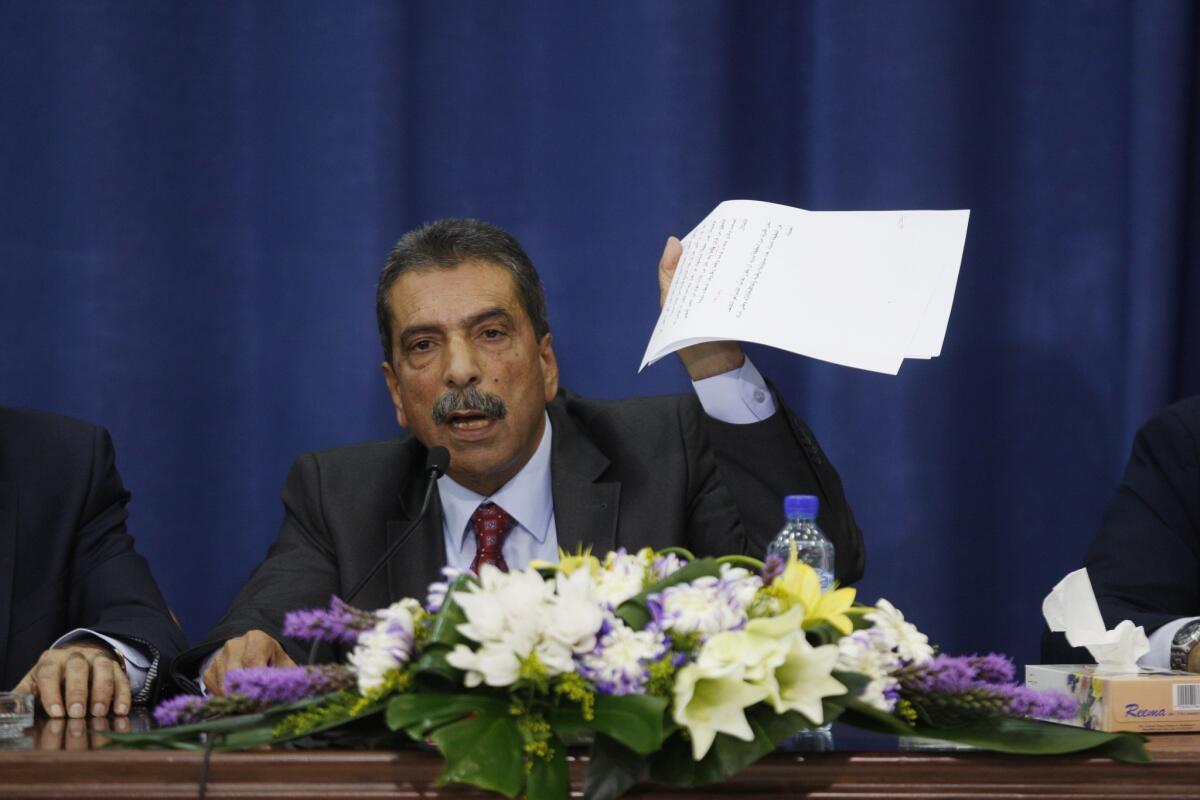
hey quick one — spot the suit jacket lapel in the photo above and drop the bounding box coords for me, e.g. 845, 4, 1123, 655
0, 481, 16, 683
385, 455, 446, 605
548, 402, 620, 557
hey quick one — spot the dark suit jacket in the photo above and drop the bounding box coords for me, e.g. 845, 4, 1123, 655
0, 407, 186, 700
1042, 396, 1200, 663
176, 388, 864, 678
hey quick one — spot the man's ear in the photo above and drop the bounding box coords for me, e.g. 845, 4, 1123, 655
539, 332, 559, 403
381, 361, 408, 428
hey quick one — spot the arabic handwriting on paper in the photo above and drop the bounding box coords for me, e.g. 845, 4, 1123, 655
642, 199, 970, 375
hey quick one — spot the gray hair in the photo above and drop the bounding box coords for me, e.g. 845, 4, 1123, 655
375, 218, 550, 362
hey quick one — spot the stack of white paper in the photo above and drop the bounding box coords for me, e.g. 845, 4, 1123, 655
639, 200, 970, 375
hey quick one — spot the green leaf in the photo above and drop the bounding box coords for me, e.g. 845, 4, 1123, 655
615, 558, 722, 630
847, 608, 875, 631
831, 670, 870, 697
583, 733, 648, 800
550, 693, 667, 755
431, 713, 526, 797
803, 621, 846, 646
912, 716, 1150, 763
838, 701, 1150, 764
105, 710, 271, 747
649, 705, 782, 787
424, 576, 473, 649
526, 735, 569, 800
647, 705, 837, 788
212, 725, 288, 750
410, 649, 463, 683
386, 692, 509, 737
837, 698, 917, 736
754, 708, 815, 746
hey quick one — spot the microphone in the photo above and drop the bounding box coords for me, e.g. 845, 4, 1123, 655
306, 446, 449, 665
347, 445, 448, 604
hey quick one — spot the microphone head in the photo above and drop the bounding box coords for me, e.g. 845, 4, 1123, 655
426, 446, 450, 478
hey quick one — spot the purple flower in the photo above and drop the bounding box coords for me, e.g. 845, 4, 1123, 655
576, 617, 668, 695
222, 665, 355, 704
153, 694, 208, 727
282, 596, 376, 643
425, 566, 469, 613
898, 653, 1078, 723
761, 552, 786, 584
902, 655, 977, 693
651, 552, 687, 580
969, 653, 1016, 685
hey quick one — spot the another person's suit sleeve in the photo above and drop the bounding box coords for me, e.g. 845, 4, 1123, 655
64, 425, 186, 702
1086, 405, 1200, 633
687, 378, 864, 585
1042, 401, 1200, 663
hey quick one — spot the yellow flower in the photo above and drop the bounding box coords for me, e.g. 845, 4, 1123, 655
529, 545, 601, 578
767, 548, 856, 634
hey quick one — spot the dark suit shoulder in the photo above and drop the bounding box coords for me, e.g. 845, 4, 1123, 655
0, 406, 104, 473
554, 390, 697, 430
1145, 396, 1200, 452
301, 434, 420, 471
285, 433, 427, 520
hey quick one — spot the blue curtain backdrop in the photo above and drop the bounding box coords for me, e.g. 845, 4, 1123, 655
2, 1, 1197, 668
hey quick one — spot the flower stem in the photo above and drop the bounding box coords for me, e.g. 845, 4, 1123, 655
655, 546, 696, 561
716, 554, 765, 571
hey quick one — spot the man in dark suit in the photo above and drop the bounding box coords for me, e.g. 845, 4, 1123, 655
181, 219, 864, 693
2, 408, 185, 716
1042, 396, 1200, 670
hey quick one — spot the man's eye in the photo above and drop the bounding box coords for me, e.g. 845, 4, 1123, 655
482, 329, 505, 340
409, 339, 434, 352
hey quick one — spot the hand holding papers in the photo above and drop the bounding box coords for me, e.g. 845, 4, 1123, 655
640, 200, 970, 375
1043, 568, 1150, 673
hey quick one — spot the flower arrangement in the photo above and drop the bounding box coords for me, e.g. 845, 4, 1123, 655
116, 548, 1148, 799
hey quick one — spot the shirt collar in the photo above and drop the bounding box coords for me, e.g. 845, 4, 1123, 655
438, 412, 554, 551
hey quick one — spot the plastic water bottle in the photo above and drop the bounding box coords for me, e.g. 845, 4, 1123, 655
767, 494, 834, 591
768, 494, 836, 747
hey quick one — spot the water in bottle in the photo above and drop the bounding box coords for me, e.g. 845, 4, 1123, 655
767, 494, 834, 591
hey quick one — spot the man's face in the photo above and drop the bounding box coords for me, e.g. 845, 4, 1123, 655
382, 259, 558, 496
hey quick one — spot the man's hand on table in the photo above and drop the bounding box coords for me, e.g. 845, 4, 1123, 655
205, 629, 296, 696
657, 235, 746, 380
13, 641, 130, 719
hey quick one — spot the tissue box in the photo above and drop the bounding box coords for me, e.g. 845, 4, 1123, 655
1026, 664, 1200, 732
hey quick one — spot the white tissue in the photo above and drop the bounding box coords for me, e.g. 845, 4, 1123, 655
1042, 568, 1149, 673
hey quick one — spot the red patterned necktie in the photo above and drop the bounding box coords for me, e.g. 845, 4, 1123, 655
469, 501, 516, 573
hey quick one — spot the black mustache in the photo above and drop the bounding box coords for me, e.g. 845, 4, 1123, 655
431, 386, 508, 425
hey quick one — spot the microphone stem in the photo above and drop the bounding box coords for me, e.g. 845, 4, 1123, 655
307, 464, 442, 665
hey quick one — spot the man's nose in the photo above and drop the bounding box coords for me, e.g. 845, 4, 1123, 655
443, 336, 482, 388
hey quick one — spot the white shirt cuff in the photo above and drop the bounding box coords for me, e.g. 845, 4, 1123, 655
51, 628, 150, 695
1141, 617, 1200, 670
691, 357, 777, 424
198, 650, 220, 695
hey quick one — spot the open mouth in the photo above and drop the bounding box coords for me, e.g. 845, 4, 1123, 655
447, 410, 494, 430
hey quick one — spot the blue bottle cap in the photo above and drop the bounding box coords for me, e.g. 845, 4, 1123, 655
784, 494, 819, 518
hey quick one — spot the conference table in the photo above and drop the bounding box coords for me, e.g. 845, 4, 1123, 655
2, 713, 1199, 798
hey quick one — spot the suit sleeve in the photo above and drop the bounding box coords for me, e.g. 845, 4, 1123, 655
694, 387, 865, 584
68, 426, 186, 703
1083, 406, 1200, 636
175, 454, 343, 680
